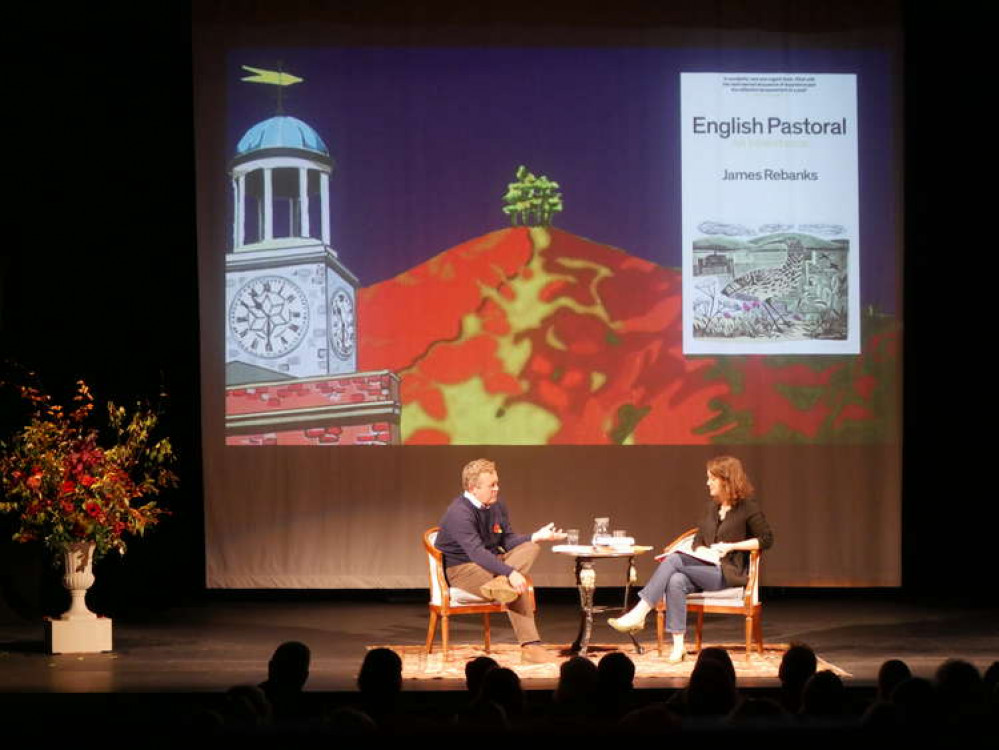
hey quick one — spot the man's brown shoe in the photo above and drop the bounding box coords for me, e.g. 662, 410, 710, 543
480, 575, 519, 604
521, 643, 558, 664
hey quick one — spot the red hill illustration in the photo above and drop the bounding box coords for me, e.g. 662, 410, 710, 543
358, 227, 898, 445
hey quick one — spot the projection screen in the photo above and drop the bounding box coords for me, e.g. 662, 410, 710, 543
193, 17, 902, 589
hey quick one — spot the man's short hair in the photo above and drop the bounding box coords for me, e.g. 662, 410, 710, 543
462, 458, 497, 490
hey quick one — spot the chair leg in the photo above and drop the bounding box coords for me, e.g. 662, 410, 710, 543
695, 610, 704, 652
754, 611, 764, 654
744, 614, 753, 663
441, 614, 451, 661
425, 610, 439, 654
656, 607, 664, 657
483, 613, 492, 653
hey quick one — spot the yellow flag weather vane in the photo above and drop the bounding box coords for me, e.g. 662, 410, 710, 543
241, 64, 303, 113
241, 65, 303, 87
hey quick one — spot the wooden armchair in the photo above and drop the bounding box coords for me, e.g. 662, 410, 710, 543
654, 528, 763, 662
423, 527, 534, 661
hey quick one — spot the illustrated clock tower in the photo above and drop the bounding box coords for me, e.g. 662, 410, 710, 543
225, 114, 357, 380
223, 99, 400, 446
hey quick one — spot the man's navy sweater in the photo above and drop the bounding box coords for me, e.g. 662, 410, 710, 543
435, 495, 531, 576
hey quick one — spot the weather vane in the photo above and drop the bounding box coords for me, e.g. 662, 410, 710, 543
241, 64, 303, 114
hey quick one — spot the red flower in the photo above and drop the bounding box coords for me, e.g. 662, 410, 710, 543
79, 475, 95, 487
26, 474, 42, 491
84, 501, 103, 519
60, 499, 75, 515
59, 480, 76, 495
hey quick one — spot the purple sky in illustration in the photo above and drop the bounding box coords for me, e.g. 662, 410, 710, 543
225, 46, 897, 312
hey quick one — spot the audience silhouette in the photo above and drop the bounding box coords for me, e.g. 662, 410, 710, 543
189, 641, 996, 738
355, 647, 403, 730
258, 640, 312, 724
596, 651, 638, 721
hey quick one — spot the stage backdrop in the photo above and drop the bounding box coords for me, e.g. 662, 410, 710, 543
193, 8, 902, 588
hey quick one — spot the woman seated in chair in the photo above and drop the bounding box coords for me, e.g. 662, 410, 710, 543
609, 455, 774, 662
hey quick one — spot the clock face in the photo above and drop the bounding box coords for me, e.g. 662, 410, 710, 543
328, 289, 355, 360
229, 276, 310, 358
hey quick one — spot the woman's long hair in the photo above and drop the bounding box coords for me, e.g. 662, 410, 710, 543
706, 455, 755, 505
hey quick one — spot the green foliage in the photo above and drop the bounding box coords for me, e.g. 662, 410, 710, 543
501, 165, 563, 227
609, 403, 651, 444
695, 313, 900, 444
774, 384, 825, 411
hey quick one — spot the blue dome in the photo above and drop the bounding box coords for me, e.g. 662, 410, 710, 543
236, 116, 329, 157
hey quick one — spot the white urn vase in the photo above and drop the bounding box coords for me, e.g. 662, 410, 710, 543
45, 540, 112, 653
60, 541, 98, 620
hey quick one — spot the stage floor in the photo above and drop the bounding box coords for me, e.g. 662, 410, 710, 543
1, 590, 995, 693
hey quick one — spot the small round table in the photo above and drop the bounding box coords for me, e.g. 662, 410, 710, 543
553, 544, 653, 657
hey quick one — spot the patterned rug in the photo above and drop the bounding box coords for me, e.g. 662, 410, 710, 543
378, 642, 851, 681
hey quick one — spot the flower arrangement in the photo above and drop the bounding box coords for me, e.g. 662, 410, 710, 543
0, 379, 177, 559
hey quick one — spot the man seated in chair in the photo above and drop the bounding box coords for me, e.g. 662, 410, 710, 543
435, 458, 565, 664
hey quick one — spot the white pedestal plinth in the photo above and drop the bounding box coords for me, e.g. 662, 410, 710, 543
45, 615, 113, 654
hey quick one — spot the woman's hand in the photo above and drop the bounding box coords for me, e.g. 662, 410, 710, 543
711, 538, 761, 557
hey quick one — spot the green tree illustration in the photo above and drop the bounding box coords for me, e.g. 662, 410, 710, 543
502, 165, 563, 227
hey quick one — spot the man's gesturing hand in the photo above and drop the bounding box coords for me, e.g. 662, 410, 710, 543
531, 522, 567, 543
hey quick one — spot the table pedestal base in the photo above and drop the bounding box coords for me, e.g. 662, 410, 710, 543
569, 556, 644, 657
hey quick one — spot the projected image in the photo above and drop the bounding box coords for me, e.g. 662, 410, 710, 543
690, 231, 849, 341
681, 73, 860, 355
223, 67, 399, 446
221, 53, 897, 446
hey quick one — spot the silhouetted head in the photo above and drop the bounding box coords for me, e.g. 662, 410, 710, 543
800, 670, 846, 717
555, 656, 598, 705
357, 647, 402, 700
464, 655, 499, 697
686, 659, 737, 717
877, 658, 911, 701
597, 651, 635, 696
696, 647, 736, 688
779, 643, 817, 689
935, 658, 984, 713
267, 640, 311, 691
